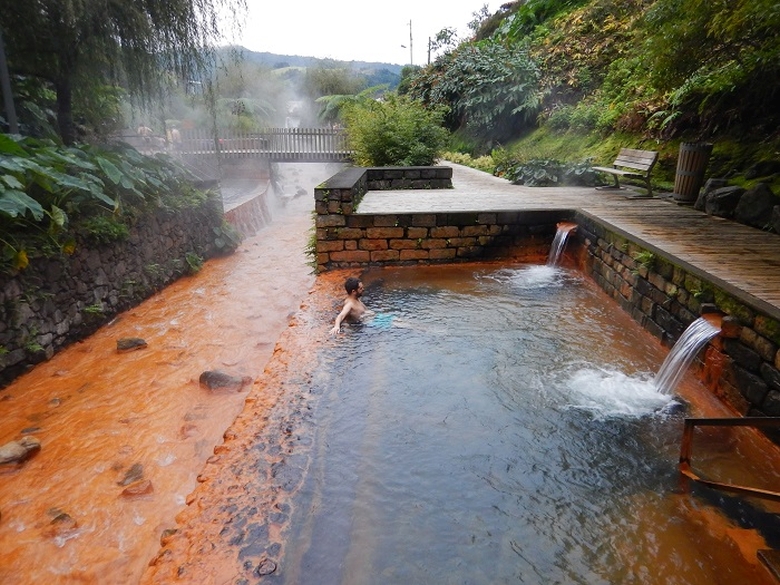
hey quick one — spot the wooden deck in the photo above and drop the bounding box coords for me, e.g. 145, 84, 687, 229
357, 162, 780, 320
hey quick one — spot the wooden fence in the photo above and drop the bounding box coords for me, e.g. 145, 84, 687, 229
177, 128, 352, 162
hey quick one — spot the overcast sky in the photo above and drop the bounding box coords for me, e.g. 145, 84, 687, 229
226, 1, 493, 65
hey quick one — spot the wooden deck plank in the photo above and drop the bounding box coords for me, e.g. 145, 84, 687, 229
357, 162, 780, 320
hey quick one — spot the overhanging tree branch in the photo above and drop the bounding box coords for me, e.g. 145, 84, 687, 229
0, 0, 246, 144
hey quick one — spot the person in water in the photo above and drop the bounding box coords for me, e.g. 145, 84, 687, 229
330, 277, 369, 335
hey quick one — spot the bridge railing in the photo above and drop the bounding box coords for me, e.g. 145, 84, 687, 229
178, 128, 352, 162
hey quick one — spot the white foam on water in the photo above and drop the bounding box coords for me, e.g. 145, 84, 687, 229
564, 366, 677, 418
488, 265, 563, 290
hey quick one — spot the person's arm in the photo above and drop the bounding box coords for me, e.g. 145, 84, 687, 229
330, 302, 352, 335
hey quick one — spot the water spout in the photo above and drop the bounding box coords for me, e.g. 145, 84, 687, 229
654, 317, 720, 395
547, 222, 578, 266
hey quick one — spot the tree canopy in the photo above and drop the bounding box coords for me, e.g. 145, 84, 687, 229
0, 0, 246, 144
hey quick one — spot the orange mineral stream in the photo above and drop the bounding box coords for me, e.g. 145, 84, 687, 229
0, 171, 321, 584
3, 165, 780, 585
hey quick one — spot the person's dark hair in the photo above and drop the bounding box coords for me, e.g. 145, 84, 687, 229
345, 277, 361, 294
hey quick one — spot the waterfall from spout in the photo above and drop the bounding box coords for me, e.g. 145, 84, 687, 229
547, 222, 578, 266
654, 317, 720, 395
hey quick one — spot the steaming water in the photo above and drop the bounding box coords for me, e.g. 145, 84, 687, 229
0, 163, 337, 584
654, 317, 721, 395
547, 222, 577, 266
565, 366, 676, 418
277, 264, 772, 584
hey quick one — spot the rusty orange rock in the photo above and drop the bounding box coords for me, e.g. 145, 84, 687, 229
121, 479, 154, 498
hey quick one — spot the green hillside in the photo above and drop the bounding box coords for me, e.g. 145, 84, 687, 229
406, 0, 780, 194
233, 47, 403, 91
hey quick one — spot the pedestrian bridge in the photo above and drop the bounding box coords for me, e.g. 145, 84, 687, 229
177, 128, 353, 163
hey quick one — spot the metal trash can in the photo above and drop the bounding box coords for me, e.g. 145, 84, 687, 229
673, 142, 713, 202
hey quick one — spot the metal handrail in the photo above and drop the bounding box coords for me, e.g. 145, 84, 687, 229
679, 417, 780, 502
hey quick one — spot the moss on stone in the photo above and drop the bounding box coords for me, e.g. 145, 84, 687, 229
755, 315, 780, 346
684, 276, 715, 304
714, 289, 755, 326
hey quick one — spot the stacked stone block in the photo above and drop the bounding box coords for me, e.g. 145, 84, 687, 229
314, 167, 564, 271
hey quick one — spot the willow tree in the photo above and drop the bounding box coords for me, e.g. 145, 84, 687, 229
0, 0, 245, 144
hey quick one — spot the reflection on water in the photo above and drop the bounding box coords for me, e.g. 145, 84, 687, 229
278, 264, 778, 585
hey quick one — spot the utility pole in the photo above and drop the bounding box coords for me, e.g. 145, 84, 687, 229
408, 20, 413, 66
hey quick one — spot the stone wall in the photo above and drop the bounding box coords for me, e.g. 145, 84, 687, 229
314, 166, 569, 270
313, 167, 780, 418
0, 195, 230, 387
574, 213, 780, 417
224, 188, 272, 237
316, 208, 570, 270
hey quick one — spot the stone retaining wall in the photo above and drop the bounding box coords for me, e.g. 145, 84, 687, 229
224, 186, 272, 237
574, 213, 780, 418
313, 166, 780, 418
315, 167, 571, 270
0, 195, 230, 387
316, 208, 569, 269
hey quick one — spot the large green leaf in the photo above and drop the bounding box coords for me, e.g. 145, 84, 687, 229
50, 204, 68, 228
0, 190, 45, 220
36, 169, 115, 209
47, 169, 97, 193
146, 176, 164, 189
0, 157, 30, 173
47, 149, 99, 172
0, 134, 28, 156
1, 174, 24, 190
96, 157, 123, 185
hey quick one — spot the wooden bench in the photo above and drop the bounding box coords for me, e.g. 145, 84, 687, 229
592, 148, 658, 197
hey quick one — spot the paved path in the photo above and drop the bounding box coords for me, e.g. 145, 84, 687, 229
358, 162, 780, 320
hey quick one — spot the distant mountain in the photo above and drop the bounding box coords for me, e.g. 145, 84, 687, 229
226, 47, 403, 89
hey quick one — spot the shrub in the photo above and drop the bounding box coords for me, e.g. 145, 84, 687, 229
76, 215, 131, 245
441, 151, 495, 174
406, 41, 542, 143
342, 95, 449, 167
495, 158, 597, 187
